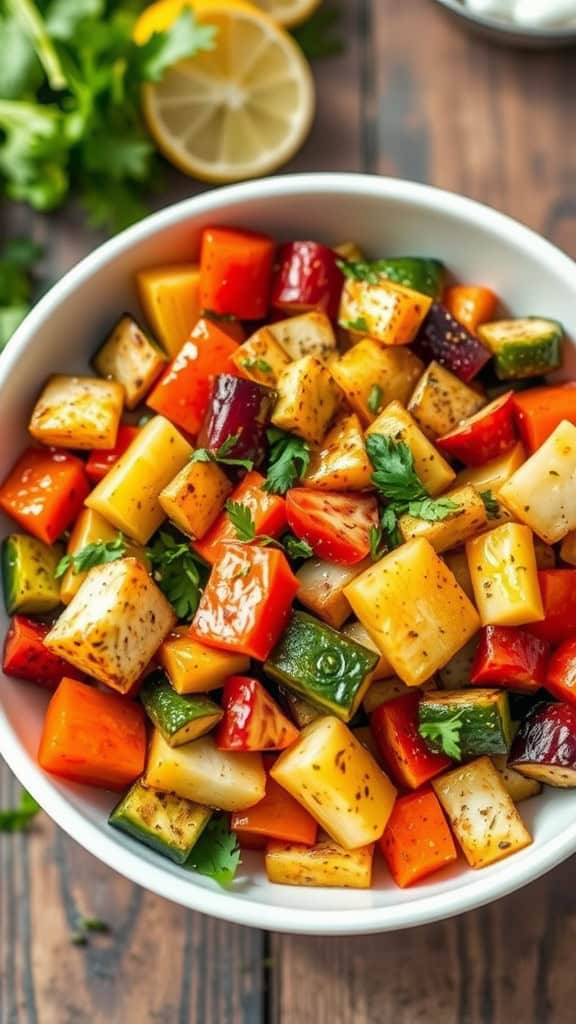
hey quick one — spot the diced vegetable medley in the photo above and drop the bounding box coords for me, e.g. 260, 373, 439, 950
3, 226, 576, 892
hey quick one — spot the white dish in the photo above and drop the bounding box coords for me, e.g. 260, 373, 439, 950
1, 173, 576, 935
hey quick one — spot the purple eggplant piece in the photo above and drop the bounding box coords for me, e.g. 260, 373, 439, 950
509, 701, 576, 787
413, 303, 492, 382
198, 374, 277, 465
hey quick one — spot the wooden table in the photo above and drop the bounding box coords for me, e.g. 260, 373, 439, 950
2, 1, 576, 1020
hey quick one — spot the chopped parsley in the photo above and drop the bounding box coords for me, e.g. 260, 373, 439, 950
147, 532, 206, 620
0, 790, 40, 832
55, 533, 128, 579
240, 356, 272, 374
263, 428, 311, 495
186, 815, 241, 888
480, 490, 500, 519
190, 432, 254, 472
367, 383, 383, 415
419, 711, 465, 761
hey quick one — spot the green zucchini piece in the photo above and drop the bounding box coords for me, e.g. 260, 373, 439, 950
418, 688, 512, 759
109, 779, 212, 864
93, 314, 167, 410
375, 257, 444, 298
141, 676, 223, 747
264, 611, 378, 722
478, 318, 563, 380
1, 534, 63, 615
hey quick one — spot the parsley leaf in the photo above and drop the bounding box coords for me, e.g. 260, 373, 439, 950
147, 531, 206, 620
191, 433, 254, 472
369, 523, 386, 560
0, 237, 42, 350
263, 428, 311, 495
291, 2, 344, 60
366, 435, 427, 503
135, 9, 217, 82
55, 533, 128, 578
480, 490, 500, 519
186, 815, 241, 889
419, 712, 465, 761
282, 533, 313, 560
225, 500, 256, 542
367, 383, 383, 415
343, 316, 369, 333
405, 497, 459, 521
240, 356, 272, 374
0, 789, 40, 832
70, 914, 110, 946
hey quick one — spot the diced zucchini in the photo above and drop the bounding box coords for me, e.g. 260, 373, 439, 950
296, 557, 370, 629
268, 312, 337, 362
93, 315, 167, 410
399, 484, 487, 553
59, 509, 148, 605
141, 676, 223, 746
362, 677, 412, 713
271, 355, 340, 444
276, 684, 322, 728
303, 414, 372, 491
264, 611, 378, 721
29, 375, 124, 450
466, 523, 544, 626
109, 779, 212, 864
407, 361, 486, 440
159, 459, 232, 540
437, 636, 479, 690
330, 340, 424, 426
419, 688, 512, 757
375, 257, 444, 299
45, 557, 176, 692
455, 442, 526, 493
338, 278, 432, 346
498, 421, 576, 544
366, 401, 455, 497
265, 835, 374, 888
432, 756, 532, 868
158, 630, 249, 693
2, 534, 62, 615
230, 327, 291, 386
341, 620, 393, 679
136, 263, 202, 358
271, 716, 396, 849
491, 755, 542, 803
478, 317, 563, 380
145, 729, 265, 811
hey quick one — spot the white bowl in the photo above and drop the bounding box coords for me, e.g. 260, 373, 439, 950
1, 173, 576, 935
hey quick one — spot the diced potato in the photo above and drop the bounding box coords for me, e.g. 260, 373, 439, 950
145, 730, 265, 811
29, 375, 124, 450
492, 755, 542, 803
344, 538, 480, 688
59, 509, 148, 605
366, 401, 455, 497
86, 415, 192, 544
341, 620, 393, 679
271, 716, 396, 850
499, 421, 576, 544
437, 635, 479, 690
272, 355, 340, 444
466, 523, 544, 627
456, 442, 526, 492
296, 557, 370, 629
268, 311, 337, 362
407, 361, 486, 440
330, 340, 424, 426
230, 327, 291, 386
303, 414, 372, 491
534, 538, 556, 569
159, 460, 232, 540
334, 241, 365, 261
399, 484, 487, 553
442, 548, 475, 603
159, 629, 249, 693
432, 757, 532, 868
265, 835, 374, 889
362, 677, 412, 713
338, 278, 432, 346
93, 315, 167, 410
136, 264, 202, 358
45, 558, 176, 692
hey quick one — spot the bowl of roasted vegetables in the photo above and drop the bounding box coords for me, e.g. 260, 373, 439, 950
1, 173, 576, 934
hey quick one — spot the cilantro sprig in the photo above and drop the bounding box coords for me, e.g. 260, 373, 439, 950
191, 433, 254, 472
263, 428, 311, 495
419, 711, 465, 761
0, 789, 40, 832
480, 490, 500, 519
240, 356, 272, 374
186, 815, 241, 888
55, 533, 128, 578
225, 501, 277, 548
0, 238, 42, 350
147, 531, 207, 620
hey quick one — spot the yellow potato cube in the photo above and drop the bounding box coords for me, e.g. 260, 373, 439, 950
330, 340, 424, 426
29, 375, 124, 450
491, 755, 542, 803
92, 315, 167, 410
230, 327, 291, 386
59, 508, 148, 605
159, 629, 249, 693
398, 484, 487, 552
159, 459, 232, 539
499, 421, 576, 544
268, 311, 337, 362
366, 401, 455, 497
455, 442, 526, 492
338, 277, 432, 346
265, 836, 374, 889
407, 361, 486, 439
303, 414, 372, 490
146, 730, 265, 811
136, 263, 201, 358
466, 522, 544, 626
272, 355, 340, 444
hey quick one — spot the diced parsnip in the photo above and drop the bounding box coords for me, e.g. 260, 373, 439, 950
159, 629, 249, 693
456, 442, 526, 492
59, 508, 148, 605
560, 532, 576, 566
86, 415, 192, 544
399, 484, 487, 553
432, 756, 532, 868
437, 635, 479, 690
271, 355, 340, 444
341, 620, 393, 679
407, 361, 486, 440
362, 677, 412, 713
267, 311, 337, 362
345, 538, 480, 688
366, 401, 455, 497
334, 241, 365, 261
159, 460, 232, 540
443, 549, 475, 603
296, 557, 370, 629
93, 315, 167, 410
265, 836, 374, 889
271, 716, 396, 849
499, 421, 576, 544
338, 278, 432, 346
230, 327, 291, 387
466, 523, 544, 627
45, 558, 176, 692
145, 730, 265, 811
136, 264, 202, 358
303, 414, 372, 491
330, 340, 424, 426
491, 755, 542, 803
29, 375, 124, 450
534, 538, 556, 570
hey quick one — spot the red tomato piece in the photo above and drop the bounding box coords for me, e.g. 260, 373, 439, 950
286, 488, 378, 565
437, 391, 516, 466
513, 384, 576, 453
194, 471, 287, 564
199, 227, 275, 320
146, 317, 238, 436
470, 625, 549, 693
85, 424, 139, 482
371, 692, 451, 790
0, 447, 90, 544
271, 241, 344, 322
443, 285, 497, 334
379, 789, 457, 888
3, 616, 83, 690
190, 544, 299, 660
528, 570, 576, 645
231, 775, 317, 845
217, 676, 299, 752
546, 637, 576, 706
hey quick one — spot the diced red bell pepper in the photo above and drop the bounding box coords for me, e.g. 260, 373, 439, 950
513, 384, 576, 453
271, 241, 344, 322
470, 625, 549, 693
190, 544, 299, 660
371, 692, 451, 790
231, 774, 317, 845
199, 227, 275, 320
194, 471, 287, 564
413, 303, 492, 382
85, 425, 139, 482
379, 788, 458, 888
2, 616, 83, 690
146, 317, 238, 436
285, 488, 378, 565
437, 391, 516, 466
528, 570, 576, 645
443, 285, 497, 334
0, 447, 90, 545
216, 676, 299, 751
546, 637, 576, 706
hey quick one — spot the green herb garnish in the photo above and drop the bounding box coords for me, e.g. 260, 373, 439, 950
343, 316, 369, 333
367, 383, 383, 415
0, 238, 42, 350
480, 490, 500, 519
291, 2, 344, 60
70, 915, 110, 946
0, 789, 40, 832
225, 501, 277, 548
55, 532, 128, 578
147, 531, 206, 620
240, 356, 272, 374
282, 533, 313, 560
191, 433, 254, 472
419, 711, 465, 760
263, 427, 311, 495
186, 815, 241, 888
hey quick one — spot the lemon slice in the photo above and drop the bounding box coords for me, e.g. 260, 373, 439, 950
136, 0, 315, 184
251, 0, 321, 28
